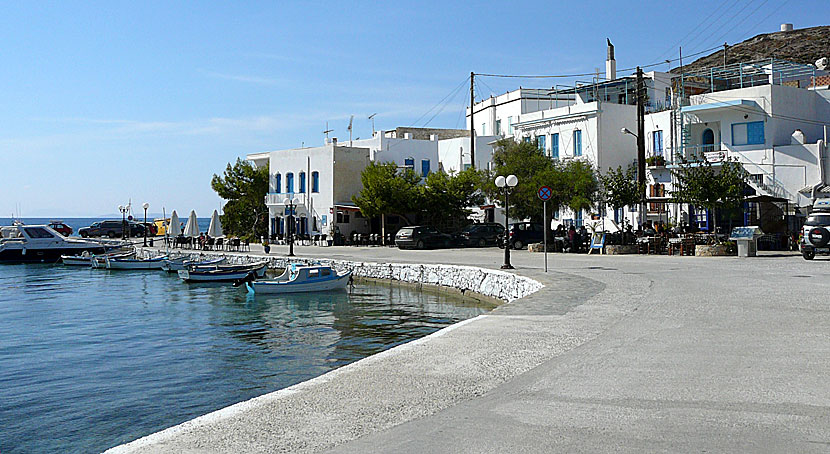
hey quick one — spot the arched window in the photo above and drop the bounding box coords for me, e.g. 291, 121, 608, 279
299, 171, 306, 193
286, 172, 294, 193
311, 171, 319, 193
274, 173, 281, 193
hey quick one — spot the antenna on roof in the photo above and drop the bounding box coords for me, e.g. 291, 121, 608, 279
368, 113, 377, 135
347, 115, 354, 146
323, 121, 333, 144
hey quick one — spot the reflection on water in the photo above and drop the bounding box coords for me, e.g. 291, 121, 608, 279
0, 264, 490, 454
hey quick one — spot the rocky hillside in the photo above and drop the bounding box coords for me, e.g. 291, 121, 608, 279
674, 25, 830, 73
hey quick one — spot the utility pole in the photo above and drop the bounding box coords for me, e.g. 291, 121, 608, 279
470, 71, 475, 169
723, 42, 728, 68
636, 66, 646, 227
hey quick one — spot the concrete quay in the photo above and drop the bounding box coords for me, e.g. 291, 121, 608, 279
108, 245, 830, 453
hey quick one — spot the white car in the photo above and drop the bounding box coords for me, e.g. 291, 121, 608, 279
800, 198, 830, 260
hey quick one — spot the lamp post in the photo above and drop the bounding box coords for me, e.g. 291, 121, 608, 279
142, 202, 149, 247
495, 174, 518, 269
283, 197, 300, 257
118, 205, 128, 240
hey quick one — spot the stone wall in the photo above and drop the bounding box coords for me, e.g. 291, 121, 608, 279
145, 250, 543, 303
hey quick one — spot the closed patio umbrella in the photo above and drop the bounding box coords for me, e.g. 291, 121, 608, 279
183, 210, 200, 237
207, 210, 224, 238
168, 210, 182, 236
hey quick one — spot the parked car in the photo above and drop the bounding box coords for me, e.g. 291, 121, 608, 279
395, 225, 455, 249
79, 220, 145, 238
47, 221, 73, 236
800, 198, 830, 260
457, 223, 504, 247
498, 222, 545, 250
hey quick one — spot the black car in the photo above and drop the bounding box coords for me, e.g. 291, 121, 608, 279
395, 226, 454, 249
498, 222, 544, 250
458, 223, 504, 247
79, 220, 145, 238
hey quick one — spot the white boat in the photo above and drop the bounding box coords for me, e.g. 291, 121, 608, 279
178, 261, 268, 283
161, 256, 226, 272
61, 249, 136, 266
98, 255, 169, 270
246, 265, 352, 294
0, 223, 113, 263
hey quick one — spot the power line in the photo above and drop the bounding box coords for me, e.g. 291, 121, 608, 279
422, 77, 468, 128
697, 0, 771, 54
409, 76, 469, 128
652, 0, 736, 62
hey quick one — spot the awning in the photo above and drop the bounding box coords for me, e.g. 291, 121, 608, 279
681, 99, 761, 114
745, 194, 789, 203
334, 203, 361, 212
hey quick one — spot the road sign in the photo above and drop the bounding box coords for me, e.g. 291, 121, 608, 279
538, 186, 552, 201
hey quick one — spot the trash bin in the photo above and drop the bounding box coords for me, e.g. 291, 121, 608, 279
729, 226, 764, 257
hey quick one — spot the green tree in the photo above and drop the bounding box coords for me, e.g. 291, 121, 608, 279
485, 138, 557, 222
352, 161, 421, 224
418, 167, 487, 227
211, 158, 269, 240
600, 164, 643, 239
671, 158, 747, 238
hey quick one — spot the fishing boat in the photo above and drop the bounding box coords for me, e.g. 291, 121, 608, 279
178, 260, 268, 283
0, 223, 114, 263
61, 249, 136, 266
161, 256, 226, 272
96, 254, 169, 270
245, 264, 351, 294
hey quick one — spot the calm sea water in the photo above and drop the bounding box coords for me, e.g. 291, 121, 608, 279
0, 264, 491, 453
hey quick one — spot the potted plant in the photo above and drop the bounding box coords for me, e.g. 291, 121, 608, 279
646, 155, 666, 167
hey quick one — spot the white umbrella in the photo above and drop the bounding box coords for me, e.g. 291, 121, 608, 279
183, 210, 200, 237
168, 210, 182, 236
207, 210, 224, 238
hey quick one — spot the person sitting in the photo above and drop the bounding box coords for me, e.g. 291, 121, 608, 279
568, 225, 577, 253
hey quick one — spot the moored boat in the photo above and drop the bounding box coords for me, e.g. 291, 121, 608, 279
97, 254, 169, 270
0, 223, 113, 263
245, 264, 351, 294
61, 249, 136, 266
161, 256, 226, 272
178, 260, 268, 283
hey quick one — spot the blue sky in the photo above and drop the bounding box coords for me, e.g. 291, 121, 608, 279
1, 0, 825, 217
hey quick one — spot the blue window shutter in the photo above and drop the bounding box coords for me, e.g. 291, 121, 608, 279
574, 130, 582, 156
286, 173, 294, 193
552, 133, 559, 159
299, 172, 306, 193
653, 130, 663, 156
275, 174, 281, 193
747, 121, 764, 145
312, 172, 319, 193
421, 159, 430, 177
538, 135, 546, 154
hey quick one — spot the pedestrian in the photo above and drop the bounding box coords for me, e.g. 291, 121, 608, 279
568, 225, 577, 253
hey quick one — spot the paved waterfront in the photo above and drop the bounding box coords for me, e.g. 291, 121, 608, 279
110, 245, 830, 453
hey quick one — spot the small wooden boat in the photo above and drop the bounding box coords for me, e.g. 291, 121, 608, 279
161, 256, 226, 272
178, 260, 268, 283
97, 255, 169, 270
245, 265, 351, 294
61, 249, 135, 266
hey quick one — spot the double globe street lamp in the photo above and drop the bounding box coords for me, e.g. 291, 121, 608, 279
283, 197, 300, 257
118, 205, 129, 240
495, 174, 518, 270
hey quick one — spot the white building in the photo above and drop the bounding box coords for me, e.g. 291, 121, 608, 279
248, 127, 498, 239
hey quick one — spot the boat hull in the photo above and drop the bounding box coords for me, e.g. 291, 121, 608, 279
178, 264, 267, 282
162, 257, 226, 272
102, 256, 168, 270
62, 251, 135, 266
248, 271, 351, 294
0, 246, 107, 264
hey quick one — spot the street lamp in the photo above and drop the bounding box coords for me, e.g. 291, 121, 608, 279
142, 202, 150, 247
118, 205, 128, 240
621, 127, 637, 138
283, 197, 300, 257
495, 174, 518, 269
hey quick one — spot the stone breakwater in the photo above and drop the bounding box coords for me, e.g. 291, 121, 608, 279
145, 250, 543, 302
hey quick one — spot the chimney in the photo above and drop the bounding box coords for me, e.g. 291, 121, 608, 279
430, 134, 437, 141
331, 137, 337, 146
404, 132, 412, 140
606, 38, 616, 80
780, 23, 794, 32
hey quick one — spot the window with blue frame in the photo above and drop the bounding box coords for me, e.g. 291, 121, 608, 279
653, 130, 663, 156
299, 172, 306, 193
286, 172, 294, 193
732, 121, 764, 146
523, 136, 531, 143
551, 133, 559, 159
537, 135, 546, 154
311, 171, 319, 193
275, 173, 281, 193
573, 130, 582, 156
575, 209, 583, 227
421, 159, 430, 177
404, 157, 414, 169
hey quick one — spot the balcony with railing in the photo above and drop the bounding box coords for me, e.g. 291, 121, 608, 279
266, 192, 297, 205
